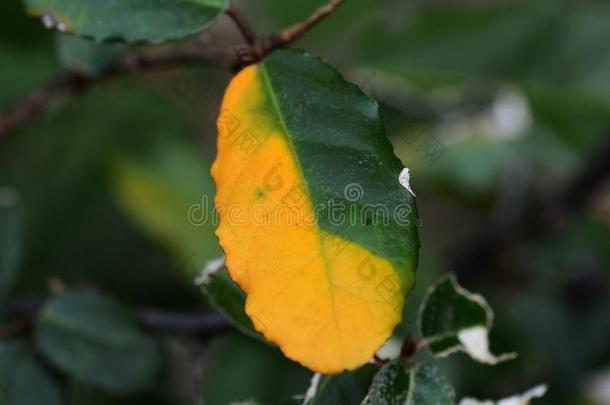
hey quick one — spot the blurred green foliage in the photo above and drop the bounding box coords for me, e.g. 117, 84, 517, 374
1, 0, 610, 404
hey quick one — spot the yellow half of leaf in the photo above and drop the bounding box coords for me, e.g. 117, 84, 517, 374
211, 50, 419, 374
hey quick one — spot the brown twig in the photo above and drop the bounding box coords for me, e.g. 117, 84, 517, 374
0, 319, 32, 340
0, 0, 346, 139
225, 1, 257, 45
0, 299, 234, 340
0, 45, 233, 136
267, 0, 345, 51
373, 354, 388, 368
399, 335, 423, 359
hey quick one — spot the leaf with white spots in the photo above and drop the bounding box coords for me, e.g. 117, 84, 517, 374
418, 274, 516, 365
362, 360, 455, 405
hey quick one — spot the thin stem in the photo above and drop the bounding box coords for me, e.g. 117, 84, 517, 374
399, 336, 422, 359
0, 300, 234, 340
267, 0, 345, 51
225, 1, 257, 45
0, 319, 31, 340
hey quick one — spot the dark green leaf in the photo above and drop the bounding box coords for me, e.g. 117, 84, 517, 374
0, 188, 22, 294
304, 365, 377, 405
362, 360, 454, 405
418, 274, 515, 364
56, 35, 124, 75
198, 261, 264, 342
200, 334, 310, 404
0, 341, 62, 405
35, 290, 162, 393
24, 0, 228, 43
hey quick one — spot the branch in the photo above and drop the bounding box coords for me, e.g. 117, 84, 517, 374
0, 319, 31, 340
0, 45, 234, 137
0, 0, 346, 139
448, 131, 610, 284
0, 300, 234, 340
265, 0, 345, 51
225, 0, 257, 45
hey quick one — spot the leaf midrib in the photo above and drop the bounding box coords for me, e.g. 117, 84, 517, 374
258, 63, 345, 363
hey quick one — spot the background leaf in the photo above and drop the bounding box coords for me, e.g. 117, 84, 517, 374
200, 334, 310, 404
418, 275, 514, 365
362, 360, 455, 405
111, 136, 221, 278
56, 34, 124, 76
304, 365, 377, 405
24, 0, 228, 43
35, 290, 163, 393
199, 262, 264, 342
0, 341, 62, 405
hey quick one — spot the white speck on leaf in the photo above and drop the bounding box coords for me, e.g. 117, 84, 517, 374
41, 13, 55, 29
398, 168, 415, 197
57, 21, 68, 33
195, 256, 225, 286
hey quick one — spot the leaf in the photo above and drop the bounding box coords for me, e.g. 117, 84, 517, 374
212, 49, 420, 373
418, 274, 515, 365
0, 341, 62, 405
0, 187, 22, 294
197, 258, 264, 342
201, 334, 310, 404
56, 34, 124, 76
459, 384, 547, 405
35, 290, 162, 393
303, 365, 377, 405
111, 137, 221, 278
24, 0, 228, 43
362, 360, 455, 405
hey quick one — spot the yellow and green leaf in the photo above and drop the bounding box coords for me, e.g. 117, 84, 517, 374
212, 50, 420, 374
